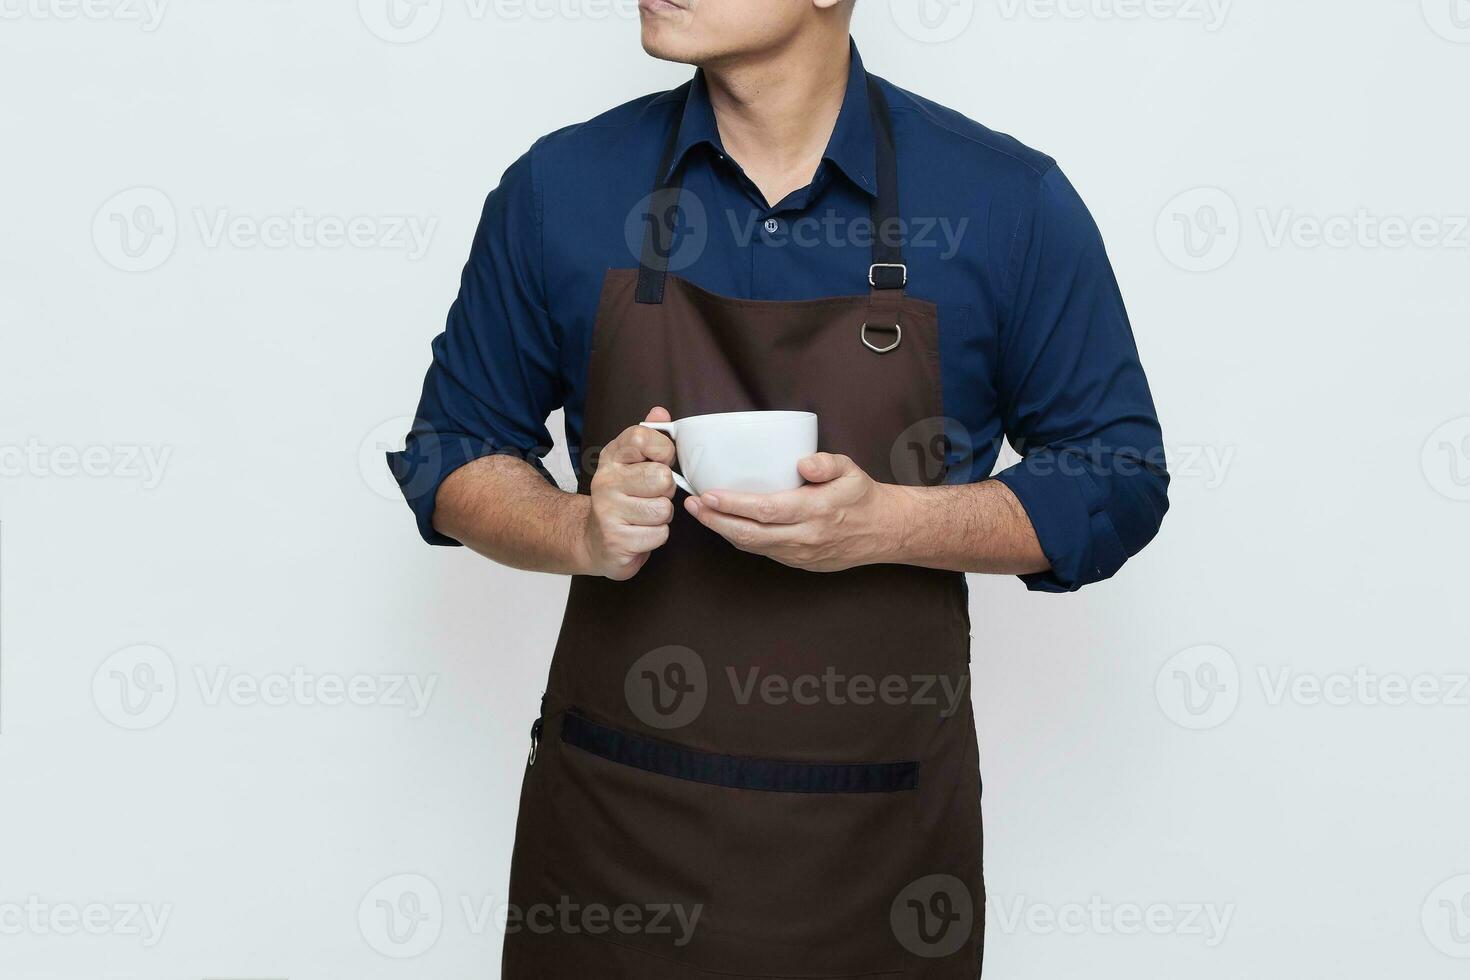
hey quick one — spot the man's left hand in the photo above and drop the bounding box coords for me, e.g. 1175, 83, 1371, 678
684, 453, 906, 573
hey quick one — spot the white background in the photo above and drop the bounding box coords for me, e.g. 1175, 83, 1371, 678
2, 1, 1468, 977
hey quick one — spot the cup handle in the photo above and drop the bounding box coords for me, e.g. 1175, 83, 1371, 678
638, 421, 694, 495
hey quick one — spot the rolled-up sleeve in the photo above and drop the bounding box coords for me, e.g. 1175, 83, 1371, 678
991, 165, 1169, 591
387, 145, 561, 545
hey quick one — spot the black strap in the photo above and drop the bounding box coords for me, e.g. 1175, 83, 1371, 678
561, 709, 919, 794
866, 75, 906, 291
636, 75, 906, 305
635, 99, 690, 305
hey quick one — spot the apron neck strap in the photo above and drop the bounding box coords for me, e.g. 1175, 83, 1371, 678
635, 75, 906, 306
866, 75, 906, 294
863, 75, 906, 345
635, 97, 690, 305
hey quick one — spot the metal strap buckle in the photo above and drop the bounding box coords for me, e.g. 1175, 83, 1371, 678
861, 322, 902, 354
868, 263, 908, 288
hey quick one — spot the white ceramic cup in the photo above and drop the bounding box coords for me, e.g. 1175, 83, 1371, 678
640, 411, 818, 495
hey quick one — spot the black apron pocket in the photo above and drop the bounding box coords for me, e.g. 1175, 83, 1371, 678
561, 709, 919, 793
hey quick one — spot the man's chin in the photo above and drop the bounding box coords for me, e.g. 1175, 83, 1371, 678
640, 28, 701, 67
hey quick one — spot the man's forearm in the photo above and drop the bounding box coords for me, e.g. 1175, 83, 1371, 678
437, 455, 1048, 579
432, 455, 592, 575
882, 480, 1051, 575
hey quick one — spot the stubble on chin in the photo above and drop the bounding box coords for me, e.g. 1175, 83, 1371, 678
640, 25, 705, 67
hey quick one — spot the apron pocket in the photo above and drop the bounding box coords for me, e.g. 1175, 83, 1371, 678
561, 709, 919, 794
544, 707, 923, 977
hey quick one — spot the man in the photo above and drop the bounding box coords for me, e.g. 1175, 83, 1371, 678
389, 0, 1167, 975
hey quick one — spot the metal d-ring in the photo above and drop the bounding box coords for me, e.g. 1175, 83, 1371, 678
861, 321, 902, 354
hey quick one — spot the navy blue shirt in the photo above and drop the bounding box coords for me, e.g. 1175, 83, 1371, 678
390, 44, 1168, 592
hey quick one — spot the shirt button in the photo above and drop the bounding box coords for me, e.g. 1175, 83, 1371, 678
764, 218, 780, 234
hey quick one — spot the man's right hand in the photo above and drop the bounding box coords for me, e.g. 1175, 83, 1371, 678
577, 407, 678, 580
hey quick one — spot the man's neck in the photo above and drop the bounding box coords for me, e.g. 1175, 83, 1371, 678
701, 33, 852, 208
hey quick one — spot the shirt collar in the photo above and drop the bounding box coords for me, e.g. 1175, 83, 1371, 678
664, 40, 878, 198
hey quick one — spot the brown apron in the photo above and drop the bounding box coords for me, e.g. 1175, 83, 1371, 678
503, 78, 985, 978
